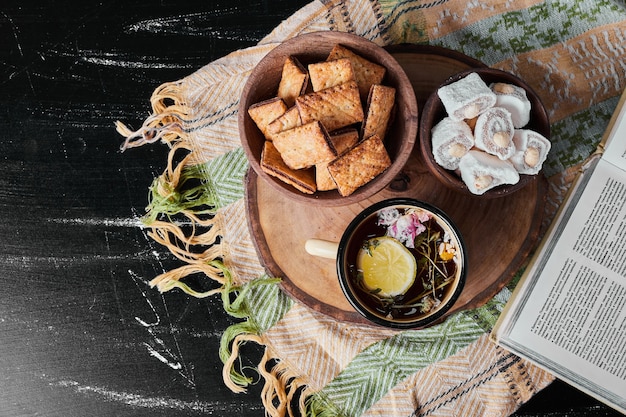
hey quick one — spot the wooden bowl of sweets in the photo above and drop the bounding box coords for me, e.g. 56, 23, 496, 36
238, 31, 418, 206
419, 68, 550, 198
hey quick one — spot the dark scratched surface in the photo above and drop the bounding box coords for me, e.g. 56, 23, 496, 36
0, 1, 622, 416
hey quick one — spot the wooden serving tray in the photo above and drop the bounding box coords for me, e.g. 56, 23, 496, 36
245, 45, 548, 326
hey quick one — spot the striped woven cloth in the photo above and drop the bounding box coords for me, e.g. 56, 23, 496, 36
117, 1, 626, 416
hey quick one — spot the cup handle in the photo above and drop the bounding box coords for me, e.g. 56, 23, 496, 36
305, 239, 339, 260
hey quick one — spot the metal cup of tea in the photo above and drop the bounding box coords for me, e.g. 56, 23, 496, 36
306, 198, 467, 329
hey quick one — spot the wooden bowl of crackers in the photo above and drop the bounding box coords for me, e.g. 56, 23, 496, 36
239, 31, 418, 206
419, 68, 550, 198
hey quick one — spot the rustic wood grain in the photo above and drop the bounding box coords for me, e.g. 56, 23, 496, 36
246, 130, 547, 326
245, 46, 546, 326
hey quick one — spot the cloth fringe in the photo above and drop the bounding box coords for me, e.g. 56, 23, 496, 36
117, 81, 189, 150
258, 348, 314, 417
216, 261, 312, 417
118, 97, 311, 415
142, 141, 217, 225
220, 331, 314, 417
140, 138, 225, 295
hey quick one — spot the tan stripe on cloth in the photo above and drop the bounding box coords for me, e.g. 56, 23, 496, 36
380, 0, 547, 43
362, 334, 553, 417
220, 199, 268, 283
494, 23, 626, 123
263, 302, 397, 392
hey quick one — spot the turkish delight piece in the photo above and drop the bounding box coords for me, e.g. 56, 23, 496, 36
431, 117, 474, 170
509, 129, 551, 174
474, 107, 516, 160
490, 82, 532, 128
458, 150, 519, 195
437, 72, 496, 121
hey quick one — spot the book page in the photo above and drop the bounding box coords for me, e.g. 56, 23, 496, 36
501, 159, 626, 410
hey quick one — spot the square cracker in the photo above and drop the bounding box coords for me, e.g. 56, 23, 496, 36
327, 44, 386, 100
277, 56, 309, 107
327, 134, 391, 196
266, 106, 302, 137
362, 84, 396, 141
272, 120, 337, 170
247, 97, 288, 140
296, 80, 364, 132
316, 128, 360, 191
261, 141, 316, 194
308, 58, 355, 92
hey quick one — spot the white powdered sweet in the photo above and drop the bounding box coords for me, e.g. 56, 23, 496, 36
458, 150, 520, 195
509, 129, 551, 174
431, 117, 474, 170
490, 82, 532, 128
437, 72, 497, 121
474, 107, 516, 160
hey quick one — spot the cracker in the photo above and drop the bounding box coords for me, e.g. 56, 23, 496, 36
362, 84, 396, 141
261, 141, 316, 194
277, 56, 309, 107
295, 80, 364, 132
308, 58, 355, 92
272, 121, 337, 170
327, 134, 391, 196
329, 128, 361, 155
316, 128, 360, 191
327, 44, 386, 100
247, 97, 288, 140
266, 106, 302, 137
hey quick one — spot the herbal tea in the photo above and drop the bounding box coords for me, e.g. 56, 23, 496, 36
345, 205, 460, 320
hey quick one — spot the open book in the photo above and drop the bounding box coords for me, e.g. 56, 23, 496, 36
491, 88, 626, 415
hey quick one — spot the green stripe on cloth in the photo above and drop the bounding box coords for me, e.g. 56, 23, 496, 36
245, 275, 294, 333
431, 0, 625, 65
201, 147, 249, 208
461, 288, 512, 333
309, 289, 511, 417
545, 95, 621, 175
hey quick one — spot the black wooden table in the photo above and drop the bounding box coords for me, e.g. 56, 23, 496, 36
0, 1, 622, 416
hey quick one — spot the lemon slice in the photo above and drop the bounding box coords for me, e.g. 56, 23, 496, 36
356, 237, 417, 297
